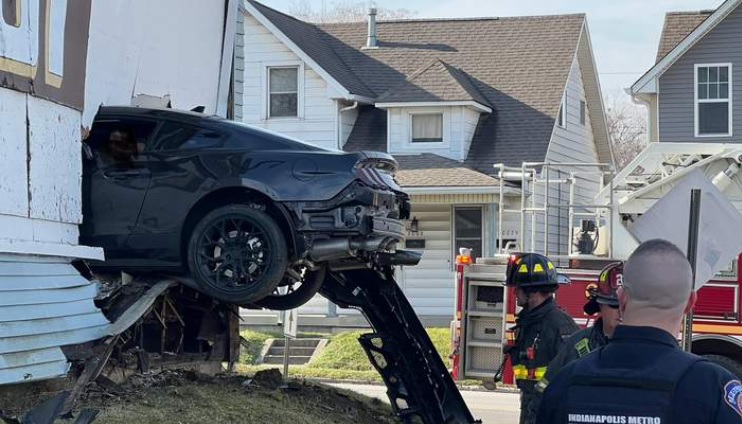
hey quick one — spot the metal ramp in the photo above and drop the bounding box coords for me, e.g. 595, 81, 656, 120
320, 266, 479, 424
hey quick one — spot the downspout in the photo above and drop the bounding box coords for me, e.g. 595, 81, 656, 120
627, 88, 654, 144
337, 101, 358, 149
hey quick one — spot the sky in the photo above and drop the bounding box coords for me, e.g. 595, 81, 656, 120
260, 0, 725, 103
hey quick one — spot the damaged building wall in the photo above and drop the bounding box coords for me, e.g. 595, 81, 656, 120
82, 0, 229, 127
0, 0, 97, 254
0, 0, 237, 389
0, 89, 29, 220
0, 90, 100, 251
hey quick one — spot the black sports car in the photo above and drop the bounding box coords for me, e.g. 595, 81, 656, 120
80, 106, 414, 309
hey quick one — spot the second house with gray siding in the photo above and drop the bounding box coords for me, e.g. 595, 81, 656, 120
632, 0, 742, 142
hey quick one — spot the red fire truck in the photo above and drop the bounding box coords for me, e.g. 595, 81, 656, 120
450, 143, 742, 385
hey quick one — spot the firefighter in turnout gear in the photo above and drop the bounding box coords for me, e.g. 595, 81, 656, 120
537, 262, 623, 393
504, 253, 579, 424
536, 239, 742, 424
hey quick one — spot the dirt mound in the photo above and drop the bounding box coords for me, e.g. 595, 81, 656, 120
69, 369, 396, 424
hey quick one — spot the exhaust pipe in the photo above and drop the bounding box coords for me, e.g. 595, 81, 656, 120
309, 237, 390, 262
374, 250, 422, 267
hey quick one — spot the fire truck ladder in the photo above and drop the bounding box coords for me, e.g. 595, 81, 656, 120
596, 142, 742, 207
320, 265, 480, 424
493, 162, 615, 258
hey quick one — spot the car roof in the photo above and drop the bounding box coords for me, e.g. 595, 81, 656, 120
96, 105, 216, 123
95, 105, 338, 152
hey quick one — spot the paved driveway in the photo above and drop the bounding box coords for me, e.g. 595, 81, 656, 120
326, 382, 520, 424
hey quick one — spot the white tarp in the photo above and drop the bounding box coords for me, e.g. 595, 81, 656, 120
629, 168, 742, 290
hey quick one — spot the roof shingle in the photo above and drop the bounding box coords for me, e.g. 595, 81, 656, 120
656, 11, 713, 62
394, 154, 500, 188
377, 59, 490, 106
247, 2, 589, 172
321, 15, 585, 171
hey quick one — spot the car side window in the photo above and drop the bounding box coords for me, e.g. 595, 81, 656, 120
154, 121, 225, 151
85, 118, 158, 169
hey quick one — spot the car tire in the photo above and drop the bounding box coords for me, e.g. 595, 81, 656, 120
254, 266, 327, 311
703, 354, 742, 379
187, 204, 288, 304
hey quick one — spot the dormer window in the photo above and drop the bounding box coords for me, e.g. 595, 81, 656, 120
411, 113, 443, 142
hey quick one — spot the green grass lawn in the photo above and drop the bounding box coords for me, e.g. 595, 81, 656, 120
238, 327, 482, 387
307, 328, 453, 371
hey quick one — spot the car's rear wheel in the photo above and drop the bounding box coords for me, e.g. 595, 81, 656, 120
254, 265, 327, 311
187, 204, 287, 304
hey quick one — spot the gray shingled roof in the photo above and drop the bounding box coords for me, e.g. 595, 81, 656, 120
247, 1, 586, 172
377, 59, 490, 106
394, 154, 500, 188
656, 11, 713, 62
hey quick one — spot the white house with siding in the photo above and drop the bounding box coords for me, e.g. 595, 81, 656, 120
236, 0, 613, 323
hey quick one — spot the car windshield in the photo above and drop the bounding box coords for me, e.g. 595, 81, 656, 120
211, 117, 340, 152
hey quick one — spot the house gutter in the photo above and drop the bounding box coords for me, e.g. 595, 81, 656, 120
403, 186, 521, 196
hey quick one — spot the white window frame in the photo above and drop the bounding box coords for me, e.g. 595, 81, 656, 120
694, 63, 733, 138
403, 108, 451, 149
262, 61, 304, 120
557, 93, 566, 128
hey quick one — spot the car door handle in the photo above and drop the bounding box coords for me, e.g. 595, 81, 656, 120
103, 169, 144, 179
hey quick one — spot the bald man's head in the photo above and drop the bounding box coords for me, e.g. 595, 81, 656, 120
622, 239, 693, 313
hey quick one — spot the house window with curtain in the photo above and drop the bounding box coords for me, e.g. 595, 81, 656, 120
411, 113, 443, 142
268, 67, 299, 118
695, 64, 732, 137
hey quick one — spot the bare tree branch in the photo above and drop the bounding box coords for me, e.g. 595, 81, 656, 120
604, 90, 648, 170
288, 0, 417, 23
